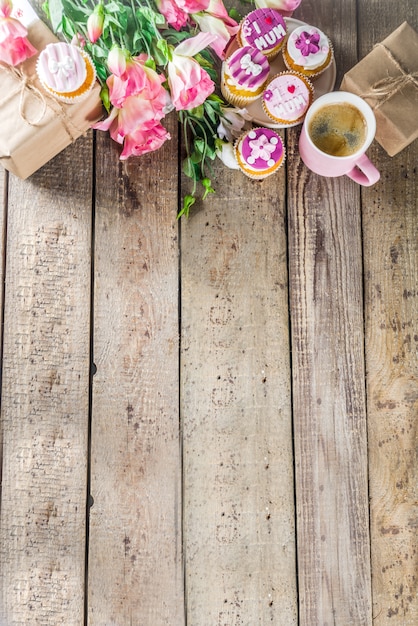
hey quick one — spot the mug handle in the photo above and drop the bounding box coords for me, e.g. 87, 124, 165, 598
346, 153, 380, 186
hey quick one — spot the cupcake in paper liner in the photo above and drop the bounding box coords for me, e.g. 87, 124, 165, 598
234, 127, 286, 180
221, 46, 270, 107
237, 8, 287, 60
37, 42, 96, 104
262, 71, 314, 126
282, 24, 334, 78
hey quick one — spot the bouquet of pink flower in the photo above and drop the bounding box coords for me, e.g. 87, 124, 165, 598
42, 0, 249, 216
0, 0, 37, 64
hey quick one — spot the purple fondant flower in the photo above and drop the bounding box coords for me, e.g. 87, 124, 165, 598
295, 30, 320, 56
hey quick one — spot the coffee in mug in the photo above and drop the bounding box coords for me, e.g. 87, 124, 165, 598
298, 91, 380, 186
308, 103, 367, 157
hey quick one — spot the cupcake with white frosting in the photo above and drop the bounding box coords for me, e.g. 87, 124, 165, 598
37, 42, 97, 104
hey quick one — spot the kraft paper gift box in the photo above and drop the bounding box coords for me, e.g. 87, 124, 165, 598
0, 0, 103, 179
340, 21, 418, 157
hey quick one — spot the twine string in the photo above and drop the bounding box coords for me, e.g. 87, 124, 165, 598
0, 63, 83, 145
361, 43, 418, 108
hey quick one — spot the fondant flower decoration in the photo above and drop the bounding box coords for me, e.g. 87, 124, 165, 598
248, 132, 277, 162
263, 89, 273, 101
295, 30, 320, 56
241, 18, 252, 37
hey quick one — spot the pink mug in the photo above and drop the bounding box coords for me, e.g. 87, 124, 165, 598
299, 91, 380, 186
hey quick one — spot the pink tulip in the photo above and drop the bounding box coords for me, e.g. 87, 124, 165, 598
87, 4, 104, 43
120, 123, 171, 159
0, 13, 37, 65
167, 32, 217, 110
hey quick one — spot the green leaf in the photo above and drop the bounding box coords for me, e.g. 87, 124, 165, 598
156, 39, 170, 62
183, 157, 198, 180
61, 0, 90, 23
47, 0, 64, 31
229, 8, 240, 22
193, 137, 206, 156
189, 104, 204, 119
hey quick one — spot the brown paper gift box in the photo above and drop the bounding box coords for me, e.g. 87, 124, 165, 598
340, 21, 418, 157
0, 20, 103, 179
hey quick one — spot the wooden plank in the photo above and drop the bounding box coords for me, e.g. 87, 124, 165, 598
181, 158, 297, 623
287, 164, 372, 625
288, 2, 371, 623
0, 138, 93, 625
358, 4, 418, 624
87, 116, 184, 625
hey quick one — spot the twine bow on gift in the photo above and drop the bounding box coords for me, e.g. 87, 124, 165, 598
0, 63, 47, 126
0, 61, 82, 161
362, 42, 418, 108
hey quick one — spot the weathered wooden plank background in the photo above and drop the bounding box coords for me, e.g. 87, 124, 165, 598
0, 0, 417, 624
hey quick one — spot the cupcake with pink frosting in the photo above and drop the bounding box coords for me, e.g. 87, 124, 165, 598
221, 46, 270, 107
234, 127, 285, 179
37, 42, 97, 104
237, 8, 287, 60
262, 71, 314, 125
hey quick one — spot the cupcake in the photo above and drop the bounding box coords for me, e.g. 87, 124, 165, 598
237, 9, 287, 60
221, 46, 270, 107
262, 71, 314, 125
234, 127, 285, 179
37, 42, 96, 104
282, 24, 333, 77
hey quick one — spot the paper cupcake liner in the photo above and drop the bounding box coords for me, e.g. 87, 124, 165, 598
221, 78, 264, 108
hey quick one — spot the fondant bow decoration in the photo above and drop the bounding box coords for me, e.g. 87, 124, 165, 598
240, 54, 262, 77
48, 55, 75, 78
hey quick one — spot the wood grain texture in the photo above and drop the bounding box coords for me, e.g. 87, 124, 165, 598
0, 138, 93, 625
87, 116, 184, 626
181, 160, 297, 625
363, 143, 418, 626
287, 136, 373, 624
287, 149, 372, 625
358, 5, 418, 624
288, 5, 372, 622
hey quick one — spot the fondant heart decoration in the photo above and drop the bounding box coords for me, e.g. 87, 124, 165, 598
288, 84, 296, 93
265, 16, 273, 24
